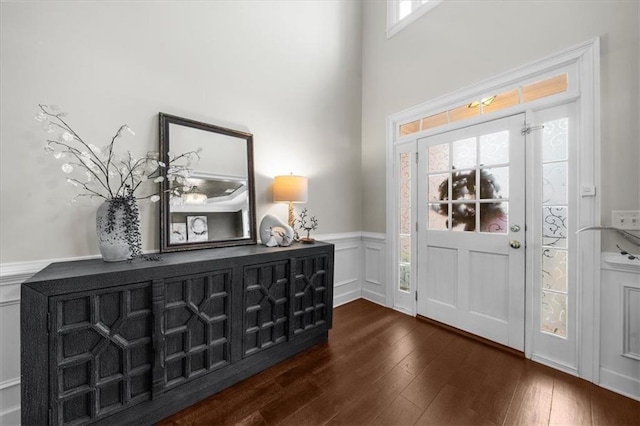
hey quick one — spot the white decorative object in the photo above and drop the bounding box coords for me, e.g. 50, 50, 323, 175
259, 214, 294, 247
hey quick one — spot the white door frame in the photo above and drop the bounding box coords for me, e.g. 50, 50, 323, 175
385, 38, 600, 382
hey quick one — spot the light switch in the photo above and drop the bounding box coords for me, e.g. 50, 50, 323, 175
612, 210, 640, 230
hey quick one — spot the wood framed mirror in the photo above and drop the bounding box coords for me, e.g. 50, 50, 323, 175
159, 113, 257, 252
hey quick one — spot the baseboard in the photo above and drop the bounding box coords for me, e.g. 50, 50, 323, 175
334, 289, 362, 307
599, 368, 640, 401
361, 288, 386, 307
531, 354, 579, 377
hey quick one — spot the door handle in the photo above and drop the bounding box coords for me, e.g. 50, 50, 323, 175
510, 240, 521, 249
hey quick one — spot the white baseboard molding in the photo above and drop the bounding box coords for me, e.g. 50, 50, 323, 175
599, 368, 640, 401
361, 288, 386, 307
334, 289, 362, 308
531, 354, 579, 377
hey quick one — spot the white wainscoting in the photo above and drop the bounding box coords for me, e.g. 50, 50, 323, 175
599, 253, 640, 401
0, 232, 388, 424
361, 232, 387, 306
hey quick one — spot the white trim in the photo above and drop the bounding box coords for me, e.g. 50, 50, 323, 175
315, 232, 363, 243
531, 354, 579, 377
0, 378, 20, 392
361, 232, 386, 242
333, 289, 362, 307
602, 252, 640, 273
361, 289, 388, 307
599, 368, 640, 402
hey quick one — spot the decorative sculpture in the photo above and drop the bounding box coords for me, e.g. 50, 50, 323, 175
259, 214, 294, 247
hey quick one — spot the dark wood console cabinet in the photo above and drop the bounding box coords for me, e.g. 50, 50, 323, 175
21, 242, 334, 425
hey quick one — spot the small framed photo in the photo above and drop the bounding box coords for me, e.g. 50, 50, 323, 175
170, 223, 187, 244
187, 216, 208, 242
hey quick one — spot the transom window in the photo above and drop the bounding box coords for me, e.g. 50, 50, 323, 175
399, 73, 568, 137
387, 0, 444, 38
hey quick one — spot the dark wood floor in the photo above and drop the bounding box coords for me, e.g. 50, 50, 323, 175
159, 299, 640, 426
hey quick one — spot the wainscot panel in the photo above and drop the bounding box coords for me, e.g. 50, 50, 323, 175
599, 253, 640, 401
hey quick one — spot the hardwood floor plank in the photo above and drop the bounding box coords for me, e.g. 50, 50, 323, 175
503, 362, 555, 426
325, 365, 415, 425
259, 378, 323, 425
371, 395, 424, 425
160, 300, 640, 426
415, 384, 494, 425
591, 385, 640, 426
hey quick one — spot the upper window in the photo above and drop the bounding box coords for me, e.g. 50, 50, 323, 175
387, 0, 444, 38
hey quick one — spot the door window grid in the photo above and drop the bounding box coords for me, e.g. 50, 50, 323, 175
399, 152, 411, 292
426, 132, 510, 234
540, 117, 569, 338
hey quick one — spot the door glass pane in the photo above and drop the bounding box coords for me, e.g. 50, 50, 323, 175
399, 264, 410, 291
451, 202, 476, 232
428, 174, 448, 202
480, 202, 508, 233
398, 152, 411, 294
542, 206, 567, 248
480, 167, 509, 199
542, 118, 568, 162
400, 236, 411, 263
542, 248, 567, 292
428, 204, 448, 230
540, 116, 569, 339
428, 143, 449, 172
541, 291, 567, 337
451, 171, 476, 200
542, 162, 567, 205
452, 137, 477, 169
479, 130, 509, 165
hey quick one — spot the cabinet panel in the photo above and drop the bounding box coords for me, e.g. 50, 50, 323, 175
50, 282, 153, 425
155, 270, 231, 393
243, 261, 289, 357
292, 255, 330, 335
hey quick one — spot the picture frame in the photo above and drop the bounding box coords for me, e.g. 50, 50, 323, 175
170, 222, 187, 244
187, 216, 208, 242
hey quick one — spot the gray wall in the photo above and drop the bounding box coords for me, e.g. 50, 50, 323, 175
0, 1, 363, 263
361, 0, 640, 251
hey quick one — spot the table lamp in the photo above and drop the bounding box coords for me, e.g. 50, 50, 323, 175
273, 174, 308, 228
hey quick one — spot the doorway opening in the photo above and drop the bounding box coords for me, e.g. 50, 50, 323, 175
386, 39, 600, 379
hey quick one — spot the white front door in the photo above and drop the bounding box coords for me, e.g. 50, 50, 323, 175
417, 114, 526, 350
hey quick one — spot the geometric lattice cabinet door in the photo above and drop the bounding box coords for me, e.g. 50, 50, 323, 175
292, 255, 329, 335
50, 282, 153, 425
156, 270, 231, 393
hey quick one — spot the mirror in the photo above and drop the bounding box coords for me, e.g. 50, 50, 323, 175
159, 113, 256, 252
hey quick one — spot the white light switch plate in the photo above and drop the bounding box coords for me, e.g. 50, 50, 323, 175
612, 210, 640, 230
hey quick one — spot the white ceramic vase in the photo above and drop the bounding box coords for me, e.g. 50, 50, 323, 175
96, 199, 139, 262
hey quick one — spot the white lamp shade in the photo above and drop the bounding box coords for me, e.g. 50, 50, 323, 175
273, 175, 308, 203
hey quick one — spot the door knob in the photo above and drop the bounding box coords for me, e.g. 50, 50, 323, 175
510, 240, 521, 249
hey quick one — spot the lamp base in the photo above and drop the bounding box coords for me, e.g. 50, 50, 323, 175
287, 202, 295, 229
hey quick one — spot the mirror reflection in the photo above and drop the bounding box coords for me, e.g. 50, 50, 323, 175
159, 113, 256, 252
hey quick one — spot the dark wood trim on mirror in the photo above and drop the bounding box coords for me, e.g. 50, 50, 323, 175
159, 113, 257, 252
